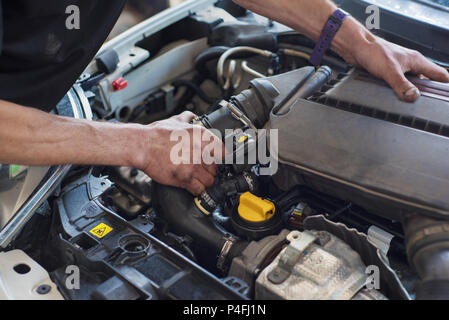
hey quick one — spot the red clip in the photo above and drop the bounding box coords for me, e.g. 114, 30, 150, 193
112, 77, 128, 92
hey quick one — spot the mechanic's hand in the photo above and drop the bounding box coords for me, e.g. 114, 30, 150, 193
137, 111, 225, 195
343, 34, 449, 102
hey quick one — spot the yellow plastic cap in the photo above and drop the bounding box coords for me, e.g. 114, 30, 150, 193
238, 192, 275, 223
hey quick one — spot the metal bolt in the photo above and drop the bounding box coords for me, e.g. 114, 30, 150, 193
36, 284, 51, 295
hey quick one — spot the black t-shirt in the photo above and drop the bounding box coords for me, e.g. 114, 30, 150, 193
0, 1, 126, 112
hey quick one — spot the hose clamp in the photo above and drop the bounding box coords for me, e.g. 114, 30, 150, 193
242, 171, 255, 192
220, 100, 257, 131
217, 235, 237, 272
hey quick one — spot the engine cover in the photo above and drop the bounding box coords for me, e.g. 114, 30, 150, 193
256, 229, 385, 300
269, 69, 449, 220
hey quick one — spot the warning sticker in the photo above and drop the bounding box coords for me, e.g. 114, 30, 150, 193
89, 223, 113, 239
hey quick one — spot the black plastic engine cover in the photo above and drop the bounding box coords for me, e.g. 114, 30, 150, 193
50, 174, 247, 300
269, 69, 449, 221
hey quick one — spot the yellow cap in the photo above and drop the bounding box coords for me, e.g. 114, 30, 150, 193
238, 192, 275, 223
237, 135, 248, 143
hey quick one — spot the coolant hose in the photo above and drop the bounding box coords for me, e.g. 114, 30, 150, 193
194, 46, 229, 77
403, 215, 449, 300
152, 182, 248, 270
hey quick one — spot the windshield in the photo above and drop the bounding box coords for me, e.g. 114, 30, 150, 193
368, 0, 449, 28
423, 0, 449, 7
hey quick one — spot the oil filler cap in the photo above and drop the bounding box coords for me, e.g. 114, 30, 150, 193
238, 192, 275, 222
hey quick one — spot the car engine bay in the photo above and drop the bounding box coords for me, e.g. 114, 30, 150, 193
2, 0, 449, 300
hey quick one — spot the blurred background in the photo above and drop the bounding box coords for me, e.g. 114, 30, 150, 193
107, 0, 449, 41
107, 0, 186, 40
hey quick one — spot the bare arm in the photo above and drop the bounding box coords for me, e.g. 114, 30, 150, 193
0, 100, 140, 167
0, 100, 222, 195
234, 0, 449, 102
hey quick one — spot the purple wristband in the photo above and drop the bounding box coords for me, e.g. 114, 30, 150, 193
310, 9, 349, 66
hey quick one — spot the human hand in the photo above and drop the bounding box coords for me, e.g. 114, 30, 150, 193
134, 111, 225, 195
336, 22, 449, 102
232, 0, 449, 102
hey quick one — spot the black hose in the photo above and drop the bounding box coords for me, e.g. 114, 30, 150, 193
194, 46, 230, 77
153, 183, 226, 251
172, 79, 218, 105
277, 31, 317, 49
274, 186, 303, 213
403, 214, 449, 300
194, 46, 260, 79
171, 75, 208, 116
277, 31, 344, 61
152, 182, 248, 269
129, 104, 147, 122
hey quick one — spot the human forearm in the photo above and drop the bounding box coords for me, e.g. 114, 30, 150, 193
232, 0, 336, 39
232, 0, 366, 59
0, 100, 142, 167
0, 101, 223, 195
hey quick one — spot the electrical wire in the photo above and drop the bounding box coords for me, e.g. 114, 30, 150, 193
172, 79, 217, 105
